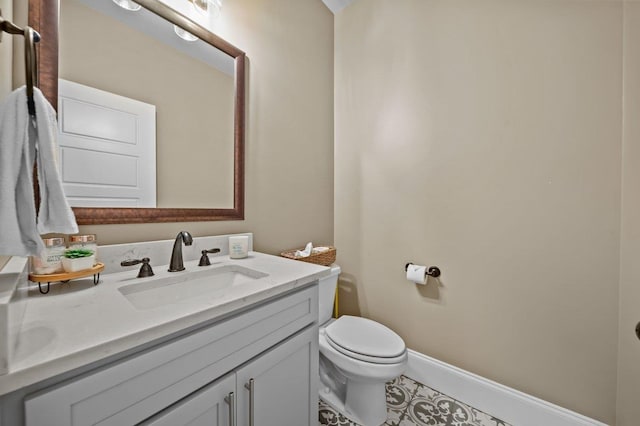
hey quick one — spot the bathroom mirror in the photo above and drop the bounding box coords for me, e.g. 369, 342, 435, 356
29, 0, 245, 224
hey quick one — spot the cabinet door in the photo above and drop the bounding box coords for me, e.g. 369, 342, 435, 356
236, 325, 319, 426
141, 373, 235, 426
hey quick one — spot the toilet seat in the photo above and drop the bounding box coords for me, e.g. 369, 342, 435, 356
325, 316, 406, 364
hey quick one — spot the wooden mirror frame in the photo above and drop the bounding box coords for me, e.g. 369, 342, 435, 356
29, 0, 245, 224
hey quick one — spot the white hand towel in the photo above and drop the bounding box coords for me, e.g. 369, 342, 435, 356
0, 86, 78, 256
32, 88, 78, 236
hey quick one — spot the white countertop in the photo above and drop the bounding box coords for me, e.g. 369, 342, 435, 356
0, 252, 328, 396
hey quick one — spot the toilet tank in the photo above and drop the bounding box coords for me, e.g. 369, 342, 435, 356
318, 265, 341, 325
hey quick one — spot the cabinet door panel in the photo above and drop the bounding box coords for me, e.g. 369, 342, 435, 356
237, 325, 319, 426
141, 373, 235, 426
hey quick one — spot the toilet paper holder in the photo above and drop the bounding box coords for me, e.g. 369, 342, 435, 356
405, 263, 441, 278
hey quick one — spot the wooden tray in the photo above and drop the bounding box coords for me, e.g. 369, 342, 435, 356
29, 262, 104, 284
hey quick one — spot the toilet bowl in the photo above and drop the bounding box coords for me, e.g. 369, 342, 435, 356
318, 266, 408, 426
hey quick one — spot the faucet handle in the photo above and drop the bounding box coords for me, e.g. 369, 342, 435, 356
198, 248, 221, 266
121, 257, 155, 278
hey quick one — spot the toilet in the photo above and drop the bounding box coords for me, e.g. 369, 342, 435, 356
318, 266, 408, 426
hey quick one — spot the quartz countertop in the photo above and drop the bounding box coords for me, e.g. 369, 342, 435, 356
0, 252, 328, 396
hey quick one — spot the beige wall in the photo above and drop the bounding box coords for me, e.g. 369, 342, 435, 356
72, 0, 335, 254
617, 2, 640, 424
335, 0, 622, 423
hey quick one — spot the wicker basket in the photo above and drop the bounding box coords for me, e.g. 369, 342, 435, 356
280, 246, 336, 266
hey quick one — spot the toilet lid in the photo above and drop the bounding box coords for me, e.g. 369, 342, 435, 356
325, 316, 406, 363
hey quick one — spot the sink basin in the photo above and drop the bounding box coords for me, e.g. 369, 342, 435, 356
118, 265, 268, 310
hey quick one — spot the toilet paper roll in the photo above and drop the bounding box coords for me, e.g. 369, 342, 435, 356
406, 264, 428, 285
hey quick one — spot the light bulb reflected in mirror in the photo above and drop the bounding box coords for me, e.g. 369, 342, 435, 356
173, 25, 198, 42
191, 0, 222, 19
191, 0, 208, 14
112, 0, 142, 11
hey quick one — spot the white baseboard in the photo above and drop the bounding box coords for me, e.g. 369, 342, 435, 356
406, 349, 608, 426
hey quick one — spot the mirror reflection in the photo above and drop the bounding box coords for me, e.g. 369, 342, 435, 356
59, 0, 235, 209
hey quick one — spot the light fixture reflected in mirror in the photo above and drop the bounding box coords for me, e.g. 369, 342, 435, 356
112, 0, 142, 11
173, 25, 198, 41
191, 0, 222, 19
191, 0, 207, 13
173, 0, 223, 42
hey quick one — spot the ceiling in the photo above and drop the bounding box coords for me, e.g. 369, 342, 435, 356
321, 0, 355, 14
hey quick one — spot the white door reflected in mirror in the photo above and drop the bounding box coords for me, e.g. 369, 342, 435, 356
58, 79, 157, 208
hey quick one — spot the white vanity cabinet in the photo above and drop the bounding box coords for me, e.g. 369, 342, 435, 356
23, 285, 319, 426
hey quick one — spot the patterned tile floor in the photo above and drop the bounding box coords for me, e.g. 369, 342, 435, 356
318, 375, 512, 426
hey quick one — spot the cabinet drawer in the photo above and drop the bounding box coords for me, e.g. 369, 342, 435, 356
25, 285, 317, 426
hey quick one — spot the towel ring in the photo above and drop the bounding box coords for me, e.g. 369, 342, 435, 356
1, 9, 41, 116
24, 26, 39, 116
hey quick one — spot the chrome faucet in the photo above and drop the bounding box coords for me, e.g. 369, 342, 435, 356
168, 231, 193, 272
